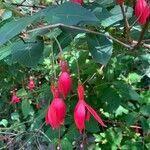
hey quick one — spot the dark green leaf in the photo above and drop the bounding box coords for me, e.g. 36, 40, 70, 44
140, 105, 150, 116
45, 2, 98, 25
86, 117, 100, 133
113, 81, 140, 101
61, 138, 73, 150
101, 87, 121, 112
53, 30, 77, 53
87, 34, 113, 65
0, 45, 11, 60
101, 5, 133, 27
21, 99, 33, 118
0, 15, 38, 46
12, 37, 44, 67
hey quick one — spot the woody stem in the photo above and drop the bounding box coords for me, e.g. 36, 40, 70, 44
134, 19, 150, 49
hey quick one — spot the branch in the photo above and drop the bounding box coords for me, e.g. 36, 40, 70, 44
120, 4, 131, 42
27, 23, 133, 49
134, 19, 150, 49
4, 2, 46, 9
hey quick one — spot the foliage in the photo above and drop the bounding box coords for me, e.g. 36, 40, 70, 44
0, 0, 150, 149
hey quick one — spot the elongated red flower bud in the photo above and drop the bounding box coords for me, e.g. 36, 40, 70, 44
27, 77, 35, 91
58, 61, 72, 98
45, 86, 66, 129
116, 0, 124, 5
70, 0, 83, 5
74, 84, 106, 133
10, 91, 21, 104
135, 0, 150, 25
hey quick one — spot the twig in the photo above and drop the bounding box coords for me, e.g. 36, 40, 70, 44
5, 2, 46, 8
27, 23, 133, 49
134, 19, 150, 49
36, 129, 52, 143
53, 36, 63, 52
120, 4, 131, 42
133, 40, 150, 50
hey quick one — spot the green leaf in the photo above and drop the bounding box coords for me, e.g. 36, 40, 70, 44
86, 117, 100, 133
93, 7, 111, 22
0, 119, 8, 127
125, 112, 137, 125
1, 10, 12, 20
0, 45, 11, 60
87, 34, 113, 65
45, 2, 98, 25
101, 87, 121, 112
140, 117, 150, 132
140, 91, 150, 104
113, 81, 140, 101
11, 112, 20, 121
105, 128, 122, 148
65, 124, 80, 142
45, 126, 66, 140
53, 30, 77, 54
61, 138, 73, 150
12, 37, 44, 67
128, 73, 141, 84
101, 5, 133, 27
97, 0, 113, 6
115, 105, 129, 117
140, 105, 150, 116
21, 99, 33, 118
0, 15, 38, 46
16, 88, 28, 97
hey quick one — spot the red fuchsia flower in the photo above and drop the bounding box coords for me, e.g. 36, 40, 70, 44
74, 84, 106, 133
116, 0, 124, 5
58, 60, 72, 99
10, 91, 21, 104
45, 85, 66, 129
135, 0, 150, 25
27, 77, 35, 91
70, 0, 83, 5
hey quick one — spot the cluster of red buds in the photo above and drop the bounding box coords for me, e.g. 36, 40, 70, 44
10, 90, 21, 104
45, 60, 106, 133
27, 76, 35, 91
10, 76, 36, 105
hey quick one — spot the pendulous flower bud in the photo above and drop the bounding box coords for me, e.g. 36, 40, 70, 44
58, 61, 72, 99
